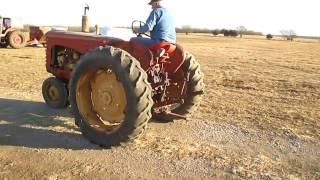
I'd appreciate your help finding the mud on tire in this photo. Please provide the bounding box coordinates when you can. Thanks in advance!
[69,46,153,147]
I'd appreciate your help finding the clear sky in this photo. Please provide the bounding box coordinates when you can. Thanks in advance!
[1,0,319,36]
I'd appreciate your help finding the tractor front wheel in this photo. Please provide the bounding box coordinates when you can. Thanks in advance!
[42,77,69,108]
[7,30,26,49]
[69,46,153,147]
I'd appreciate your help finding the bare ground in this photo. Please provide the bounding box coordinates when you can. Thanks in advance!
[0,35,319,179]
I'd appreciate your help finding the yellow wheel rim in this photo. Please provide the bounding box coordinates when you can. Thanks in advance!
[48,86,60,101]
[76,68,127,132]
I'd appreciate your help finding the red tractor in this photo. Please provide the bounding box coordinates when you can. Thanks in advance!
[0,16,27,48]
[42,22,204,147]
[28,26,51,46]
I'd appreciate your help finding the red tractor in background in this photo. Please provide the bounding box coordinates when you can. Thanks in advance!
[42,21,204,147]
[0,16,27,48]
[28,26,51,47]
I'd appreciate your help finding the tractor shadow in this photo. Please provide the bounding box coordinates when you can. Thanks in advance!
[0,98,100,150]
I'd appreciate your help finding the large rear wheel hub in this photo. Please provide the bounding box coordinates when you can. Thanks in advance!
[76,69,127,132]
[13,36,22,44]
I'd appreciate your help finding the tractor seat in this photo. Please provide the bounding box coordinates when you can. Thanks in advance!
[148,42,176,54]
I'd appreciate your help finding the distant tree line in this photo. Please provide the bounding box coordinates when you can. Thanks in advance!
[24,24,264,37]
[266,34,273,40]
[176,25,213,34]
[280,30,297,41]
[176,26,263,37]
[215,29,238,37]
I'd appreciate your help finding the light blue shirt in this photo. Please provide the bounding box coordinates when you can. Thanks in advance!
[140,7,176,43]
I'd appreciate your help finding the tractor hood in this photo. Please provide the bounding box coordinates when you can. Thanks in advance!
[46,30,124,53]
[46,30,122,43]
[99,27,136,41]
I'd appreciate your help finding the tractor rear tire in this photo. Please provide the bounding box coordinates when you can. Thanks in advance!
[42,77,69,108]
[69,46,153,147]
[8,30,26,49]
[153,51,204,121]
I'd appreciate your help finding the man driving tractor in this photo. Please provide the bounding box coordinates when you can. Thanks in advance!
[41,0,204,147]
[131,0,176,46]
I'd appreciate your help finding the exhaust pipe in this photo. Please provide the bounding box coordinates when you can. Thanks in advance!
[82,4,90,32]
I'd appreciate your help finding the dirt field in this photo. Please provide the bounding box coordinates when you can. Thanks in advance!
[0,35,319,179]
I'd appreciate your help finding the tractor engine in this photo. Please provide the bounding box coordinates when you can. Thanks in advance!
[55,47,81,70]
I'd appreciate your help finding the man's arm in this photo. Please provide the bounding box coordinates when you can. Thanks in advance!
[139,10,158,33]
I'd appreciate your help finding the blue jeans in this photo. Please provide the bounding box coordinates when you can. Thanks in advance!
[130,37,160,47]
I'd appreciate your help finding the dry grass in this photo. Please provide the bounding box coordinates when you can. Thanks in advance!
[179,34,320,139]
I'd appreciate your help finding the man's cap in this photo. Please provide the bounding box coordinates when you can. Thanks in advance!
[148,0,161,5]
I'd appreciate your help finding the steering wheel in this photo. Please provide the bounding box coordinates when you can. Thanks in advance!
[131,20,150,37]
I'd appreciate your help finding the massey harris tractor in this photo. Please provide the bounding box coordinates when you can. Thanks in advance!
[42,21,204,147]
[0,16,27,48]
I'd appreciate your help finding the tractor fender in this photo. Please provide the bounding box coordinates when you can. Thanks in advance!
[149,43,185,73]
[3,28,18,37]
